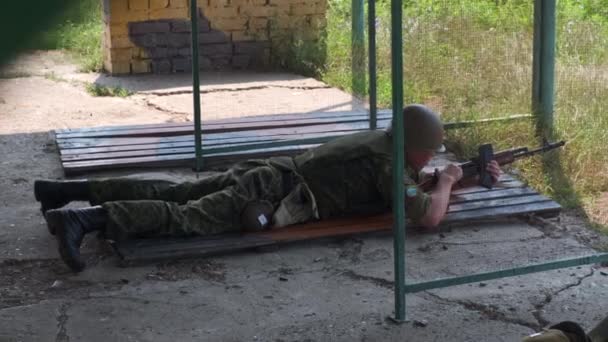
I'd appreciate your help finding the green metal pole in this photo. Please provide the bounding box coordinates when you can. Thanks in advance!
[352,0,366,97]
[368,0,377,130]
[532,0,556,140]
[390,0,406,322]
[191,0,203,173]
[405,253,608,293]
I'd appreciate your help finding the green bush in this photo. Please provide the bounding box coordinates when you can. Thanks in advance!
[28,0,102,72]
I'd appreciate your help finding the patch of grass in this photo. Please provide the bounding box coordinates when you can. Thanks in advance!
[27,0,103,72]
[322,0,608,230]
[268,17,328,77]
[43,72,65,83]
[85,83,132,98]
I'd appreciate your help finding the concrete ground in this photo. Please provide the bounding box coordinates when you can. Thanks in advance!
[1,51,607,342]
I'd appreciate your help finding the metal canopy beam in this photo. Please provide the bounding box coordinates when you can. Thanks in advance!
[405,253,608,294]
[191,0,203,173]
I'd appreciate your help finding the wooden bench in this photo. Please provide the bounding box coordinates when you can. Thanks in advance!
[54,110,530,175]
[113,174,561,265]
[55,110,555,264]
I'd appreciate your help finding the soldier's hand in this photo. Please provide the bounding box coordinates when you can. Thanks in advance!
[486,160,501,184]
[440,164,463,184]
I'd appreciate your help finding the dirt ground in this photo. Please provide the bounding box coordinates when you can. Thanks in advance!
[1,51,607,342]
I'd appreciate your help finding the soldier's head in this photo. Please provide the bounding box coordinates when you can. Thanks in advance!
[388,104,444,170]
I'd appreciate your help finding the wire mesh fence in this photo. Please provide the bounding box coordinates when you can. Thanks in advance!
[320,0,608,282]
[324,0,608,228]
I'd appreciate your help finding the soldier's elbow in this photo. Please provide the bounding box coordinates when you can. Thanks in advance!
[418,213,441,229]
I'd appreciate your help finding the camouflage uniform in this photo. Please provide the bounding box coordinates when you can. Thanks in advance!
[89,130,431,240]
[294,130,430,220]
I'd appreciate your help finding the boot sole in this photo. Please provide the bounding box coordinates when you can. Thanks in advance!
[44,209,62,236]
[35,180,68,234]
[33,180,46,202]
[47,210,86,272]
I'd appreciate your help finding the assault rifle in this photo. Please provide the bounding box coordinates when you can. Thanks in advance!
[419,140,566,191]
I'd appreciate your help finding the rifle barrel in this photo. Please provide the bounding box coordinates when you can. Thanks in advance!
[512,140,565,159]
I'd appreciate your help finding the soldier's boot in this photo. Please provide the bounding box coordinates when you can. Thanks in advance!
[45,206,107,273]
[589,315,608,342]
[524,321,592,342]
[34,180,90,232]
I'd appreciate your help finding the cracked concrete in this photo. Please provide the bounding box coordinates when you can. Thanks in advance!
[1,51,608,341]
[423,291,540,330]
[55,302,70,342]
[134,85,366,121]
[141,83,334,97]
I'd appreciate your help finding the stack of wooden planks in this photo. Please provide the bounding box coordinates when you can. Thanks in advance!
[54,111,531,175]
[56,110,391,175]
[113,174,561,264]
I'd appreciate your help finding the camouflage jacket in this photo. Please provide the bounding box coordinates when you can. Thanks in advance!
[293,130,431,222]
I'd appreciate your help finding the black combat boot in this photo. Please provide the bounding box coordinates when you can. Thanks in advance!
[34,180,90,232]
[45,206,107,273]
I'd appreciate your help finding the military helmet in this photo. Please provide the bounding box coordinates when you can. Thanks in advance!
[388,104,444,151]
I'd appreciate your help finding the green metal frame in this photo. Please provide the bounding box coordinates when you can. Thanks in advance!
[532,0,556,139]
[405,254,608,294]
[368,0,377,129]
[352,0,366,97]
[388,0,607,321]
[191,0,203,173]
[187,0,607,322]
[389,0,406,322]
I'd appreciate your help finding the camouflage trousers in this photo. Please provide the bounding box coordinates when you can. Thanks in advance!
[89,158,297,240]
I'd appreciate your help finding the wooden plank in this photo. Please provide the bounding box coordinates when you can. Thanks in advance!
[59,135,197,150]
[56,114,392,139]
[115,215,395,263]
[56,114,530,153]
[61,138,328,163]
[63,144,319,175]
[447,194,549,212]
[443,200,561,222]
[450,181,525,195]
[449,180,525,196]
[56,113,530,139]
[60,137,281,156]
[114,234,274,261]
[258,216,394,243]
[449,187,537,203]
[56,119,391,150]
[60,132,347,162]
[56,111,528,136]
[56,112,533,177]
[57,121,389,155]
[114,187,560,263]
[56,110,392,135]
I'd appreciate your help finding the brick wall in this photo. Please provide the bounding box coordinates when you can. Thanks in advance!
[102,0,327,74]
